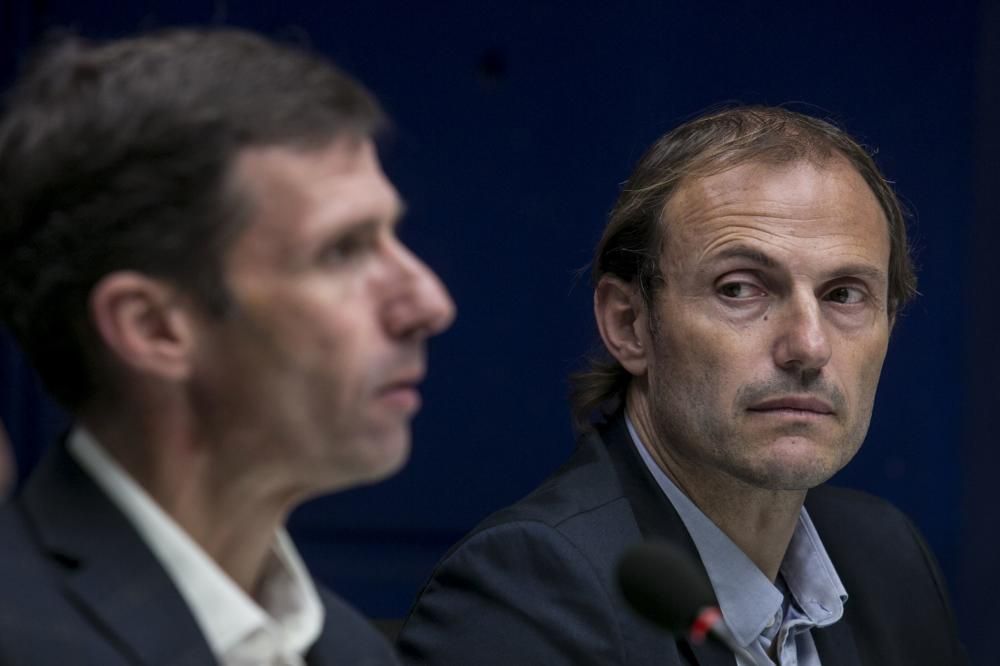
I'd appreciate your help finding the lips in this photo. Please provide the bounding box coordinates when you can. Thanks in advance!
[381,377,421,392]
[376,371,425,413]
[379,369,425,393]
[747,395,834,415]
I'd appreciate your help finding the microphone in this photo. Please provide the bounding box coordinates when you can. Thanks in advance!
[617,541,755,661]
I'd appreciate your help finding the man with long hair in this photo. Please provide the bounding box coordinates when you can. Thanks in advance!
[399,107,963,666]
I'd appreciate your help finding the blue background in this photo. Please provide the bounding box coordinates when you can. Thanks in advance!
[2,1,996,662]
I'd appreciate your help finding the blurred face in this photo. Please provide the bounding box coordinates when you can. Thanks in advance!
[190,138,454,494]
[635,158,891,491]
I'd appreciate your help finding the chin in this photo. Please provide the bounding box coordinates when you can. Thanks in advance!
[299,424,411,494]
[354,427,413,484]
[750,457,846,491]
[371,442,411,481]
[733,439,849,490]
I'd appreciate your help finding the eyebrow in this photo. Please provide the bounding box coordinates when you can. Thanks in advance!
[334,197,408,235]
[712,246,779,269]
[710,245,887,283]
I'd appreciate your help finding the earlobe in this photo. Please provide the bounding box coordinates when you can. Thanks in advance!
[90,272,196,382]
[594,275,650,376]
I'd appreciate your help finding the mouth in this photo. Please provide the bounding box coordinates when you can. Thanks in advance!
[376,373,425,413]
[746,395,835,418]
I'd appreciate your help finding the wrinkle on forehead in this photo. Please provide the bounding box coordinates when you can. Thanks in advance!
[695,225,883,267]
[660,159,890,278]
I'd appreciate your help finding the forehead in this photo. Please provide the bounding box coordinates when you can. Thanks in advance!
[228,138,401,252]
[661,158,889,268]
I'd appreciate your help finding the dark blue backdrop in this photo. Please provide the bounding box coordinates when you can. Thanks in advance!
[2,1,995,662]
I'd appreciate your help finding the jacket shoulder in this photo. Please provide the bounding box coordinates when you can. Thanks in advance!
[807,485,966,665]
[398,518,637,665]
[476,428,628,530]
[397,425,670,665]
[806,485,935,561]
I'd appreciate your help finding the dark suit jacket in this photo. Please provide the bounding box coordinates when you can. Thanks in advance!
[398,414,965,665]
[0,443,400,666]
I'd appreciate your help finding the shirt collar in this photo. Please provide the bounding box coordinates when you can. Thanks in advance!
[624,416,847,647]
[68,426,325,659]
[781,511,849,627]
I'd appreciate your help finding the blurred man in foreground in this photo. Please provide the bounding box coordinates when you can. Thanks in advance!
[399,107,964,665]
[0,28,453,665]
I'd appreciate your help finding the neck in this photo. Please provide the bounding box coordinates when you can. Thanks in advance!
[81,403,297,597]
[626,395,805,581]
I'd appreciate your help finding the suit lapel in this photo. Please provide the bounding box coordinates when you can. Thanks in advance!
[21,444,216,666]
[304,602,340,666]
[602,416,700,551]
[599,416,737,666]
[305,631,337,666]
[811,611,863,666]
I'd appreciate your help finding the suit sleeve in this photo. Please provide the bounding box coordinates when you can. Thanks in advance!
[398,520,628,666]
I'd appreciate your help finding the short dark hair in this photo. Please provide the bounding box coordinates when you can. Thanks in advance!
[0,28,384,409]
[570,106,917,430]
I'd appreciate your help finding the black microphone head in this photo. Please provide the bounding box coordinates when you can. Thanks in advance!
[616,540,717,633]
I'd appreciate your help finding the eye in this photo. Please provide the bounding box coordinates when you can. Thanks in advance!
[717,281,766,299]
[318,227,378,266]
[825,285,866,305]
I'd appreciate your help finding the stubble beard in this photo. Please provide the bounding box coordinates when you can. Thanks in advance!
[648,369,874,493]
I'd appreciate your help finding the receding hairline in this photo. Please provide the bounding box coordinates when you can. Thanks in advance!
[652,150,892,247]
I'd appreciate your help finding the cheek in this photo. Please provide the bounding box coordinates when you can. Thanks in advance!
[264,295,356,357]
[854,352,887,416]
[279,306,381,396]
[679,316,753,373]
[652,322,739,399]
[839,333,889,402]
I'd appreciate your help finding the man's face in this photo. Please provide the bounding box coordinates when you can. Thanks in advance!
[189,138,454,494]
[635,158,891,491]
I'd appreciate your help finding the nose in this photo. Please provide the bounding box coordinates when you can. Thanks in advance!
[382,240,456,340]
[772,291,832,376]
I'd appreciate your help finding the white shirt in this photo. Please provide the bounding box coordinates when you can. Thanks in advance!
[69,427,325,665]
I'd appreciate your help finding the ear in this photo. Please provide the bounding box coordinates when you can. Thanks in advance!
[594,275,651,376]
[89,272,198,382]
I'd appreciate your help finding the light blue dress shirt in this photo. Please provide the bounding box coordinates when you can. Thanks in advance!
[626,417,848,666]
